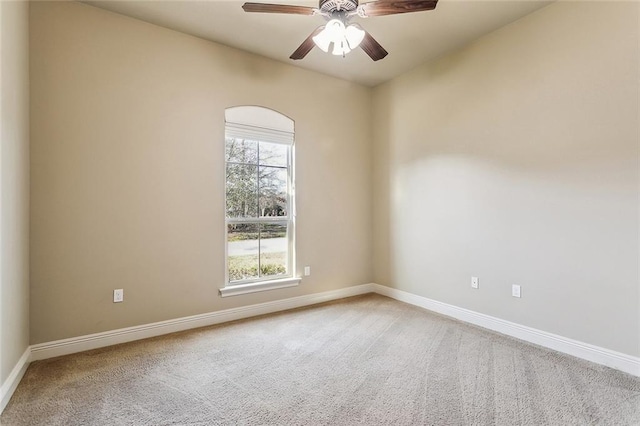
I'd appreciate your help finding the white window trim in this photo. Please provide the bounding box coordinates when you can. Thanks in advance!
[220,106,297,297]
[219,277,301,298]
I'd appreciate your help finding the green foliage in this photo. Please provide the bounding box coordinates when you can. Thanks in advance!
[228,252,287,282]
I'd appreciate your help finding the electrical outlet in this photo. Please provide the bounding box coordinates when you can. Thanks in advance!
[304,266,311,276]
[471,276,479,289]
[113,289,124,303]
[512,285,521,298]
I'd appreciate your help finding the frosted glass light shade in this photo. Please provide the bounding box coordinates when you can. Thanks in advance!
[312,27,331,52]
[345,25,365,49]
[313,19,345,53]
[332,40,351,56]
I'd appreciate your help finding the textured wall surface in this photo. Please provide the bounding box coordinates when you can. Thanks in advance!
[0,0,30,384]
[30,1,372,344]
[373,1,639,356]
[27,0,640,361]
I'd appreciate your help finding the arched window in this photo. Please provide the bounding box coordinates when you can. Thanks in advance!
[220,106,298,297]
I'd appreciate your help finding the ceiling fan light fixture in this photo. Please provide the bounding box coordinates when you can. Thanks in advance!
[312,18,364,56]
[244,0,440,61]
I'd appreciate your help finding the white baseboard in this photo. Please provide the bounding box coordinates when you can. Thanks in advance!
[30,283,375,361]
[3,281,637,416]
[372,283,640,377]
[29,282,639,376]
[0,347,30,413]
[1,283,372,414]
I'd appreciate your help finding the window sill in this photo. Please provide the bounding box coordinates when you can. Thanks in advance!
[219,277,301,298]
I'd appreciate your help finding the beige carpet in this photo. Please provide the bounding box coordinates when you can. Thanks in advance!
[2,294,639,425]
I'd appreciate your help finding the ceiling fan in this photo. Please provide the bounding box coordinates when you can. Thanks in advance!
[242,0,439,61]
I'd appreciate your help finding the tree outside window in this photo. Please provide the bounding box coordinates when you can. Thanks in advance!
[225,137,293,283]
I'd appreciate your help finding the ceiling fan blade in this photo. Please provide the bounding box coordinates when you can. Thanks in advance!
[360,31,388,61]
[359,0,438,17]
[242,2,317,15]
[290,26,324,60]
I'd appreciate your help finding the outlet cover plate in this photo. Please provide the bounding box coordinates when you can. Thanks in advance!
[113,289,124,303]
[471,277,479,289]
[512,285,521,298]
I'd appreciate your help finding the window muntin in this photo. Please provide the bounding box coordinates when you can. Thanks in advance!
[224,109,294,287]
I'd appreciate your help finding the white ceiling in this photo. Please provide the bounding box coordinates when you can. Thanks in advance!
[83,0,553,87]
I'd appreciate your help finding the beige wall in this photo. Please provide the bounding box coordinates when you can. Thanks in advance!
[29,1,372,344]
[1,0,30,385]
[28,0,640,360]
[373,1,639,357]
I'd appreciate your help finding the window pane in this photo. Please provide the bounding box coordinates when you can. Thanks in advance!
[226,163,258,218]
[259,166,288,217]
[225,138,257,164]
[259,142,287,167]
[260,223,287,278]
[227,223,259,282]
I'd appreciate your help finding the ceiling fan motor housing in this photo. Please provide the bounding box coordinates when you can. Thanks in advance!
[319,0,359,13]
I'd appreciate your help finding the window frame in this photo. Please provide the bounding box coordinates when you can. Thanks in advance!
[220,107,299,297]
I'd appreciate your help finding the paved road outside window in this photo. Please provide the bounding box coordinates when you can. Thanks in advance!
[228,237,286,256]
